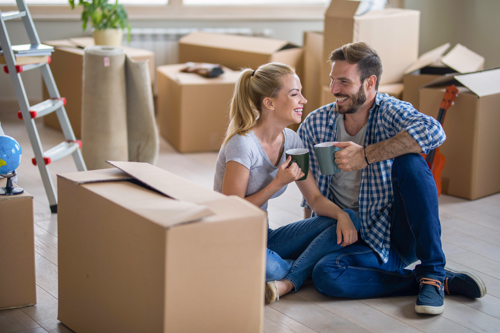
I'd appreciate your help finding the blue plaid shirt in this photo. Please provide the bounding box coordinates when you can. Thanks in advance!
[297,93,446,262]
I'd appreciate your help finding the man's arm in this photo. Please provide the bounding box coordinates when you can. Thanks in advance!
[335,130,421,171]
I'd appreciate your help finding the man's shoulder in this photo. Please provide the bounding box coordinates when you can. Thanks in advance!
[377,93,417,112]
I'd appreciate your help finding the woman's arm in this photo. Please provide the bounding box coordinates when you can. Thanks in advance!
[222,157,304,208]
[296,172,358,246]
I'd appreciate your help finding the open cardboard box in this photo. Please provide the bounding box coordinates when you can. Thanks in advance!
[419,68,500,200]
[42,38,155,138]
[0,180,36,310]
[57,161,267,333]
[156,64,240,153]
[179,31,304,79]
[322,0,420,87]
[403,43,484,110]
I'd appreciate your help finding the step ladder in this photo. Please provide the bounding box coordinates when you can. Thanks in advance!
[0,0,86,213]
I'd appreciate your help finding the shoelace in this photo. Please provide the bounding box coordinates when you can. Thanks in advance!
[419,277,444,291]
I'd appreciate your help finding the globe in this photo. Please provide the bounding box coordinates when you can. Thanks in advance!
[0,135,23,175]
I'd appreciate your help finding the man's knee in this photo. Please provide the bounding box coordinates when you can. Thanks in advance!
[392,153,430,182]
[312,255,347,297]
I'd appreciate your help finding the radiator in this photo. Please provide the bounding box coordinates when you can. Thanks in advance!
[127,28,275,67]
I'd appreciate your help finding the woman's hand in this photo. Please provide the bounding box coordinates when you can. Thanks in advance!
[273,156,305,188]
[336,211,358,246]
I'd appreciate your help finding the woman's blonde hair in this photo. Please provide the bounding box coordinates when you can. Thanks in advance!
[223,62,295,145]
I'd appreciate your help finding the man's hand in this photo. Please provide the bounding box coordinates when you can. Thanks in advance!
[334,141,367,171]
[336,211,358,246]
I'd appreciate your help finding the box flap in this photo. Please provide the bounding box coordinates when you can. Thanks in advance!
[404,43,450,74]
[441,44,485,74]
[108,161,225,204]
[455,68,500,97]
[325,0,360,18]
[58,168,133,184]
[179,31,296,54]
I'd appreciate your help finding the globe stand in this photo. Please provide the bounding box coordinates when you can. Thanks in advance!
[0,171,24,195]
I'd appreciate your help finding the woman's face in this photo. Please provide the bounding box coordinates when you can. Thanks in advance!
[270,73,307,126]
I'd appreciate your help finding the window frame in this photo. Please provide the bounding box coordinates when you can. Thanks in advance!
[0,0,330,20]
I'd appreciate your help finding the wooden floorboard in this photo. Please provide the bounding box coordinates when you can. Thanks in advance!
[1,108,500,332]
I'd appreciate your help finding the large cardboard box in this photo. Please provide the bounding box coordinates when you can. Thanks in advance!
[179,32,304,79]
[57,161,267,333]
[303,31,324,119]
[157,64,240,153]
[42,38,155,138]
[322,0,420,87]
[419,69,500,200]
[403,43,484,110]
[0,180,36,310]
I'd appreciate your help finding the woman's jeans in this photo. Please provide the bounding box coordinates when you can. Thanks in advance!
[312,154,446,298]
[266,209,361,291]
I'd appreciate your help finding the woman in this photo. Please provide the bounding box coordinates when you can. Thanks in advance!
[214,62,360,303]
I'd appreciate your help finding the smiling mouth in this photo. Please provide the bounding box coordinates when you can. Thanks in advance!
[335,96,348,103]
[294,108,303,115]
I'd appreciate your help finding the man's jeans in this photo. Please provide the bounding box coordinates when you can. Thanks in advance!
[266,209,361,291]
[312,154,446,298]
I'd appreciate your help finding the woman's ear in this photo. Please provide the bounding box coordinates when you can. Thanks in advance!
[263,97,274,110]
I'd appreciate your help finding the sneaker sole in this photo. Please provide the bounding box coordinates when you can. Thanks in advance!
[445,266,487,298]
[415,303,445,315]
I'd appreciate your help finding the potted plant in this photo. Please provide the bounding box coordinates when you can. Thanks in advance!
[69,0,132,47]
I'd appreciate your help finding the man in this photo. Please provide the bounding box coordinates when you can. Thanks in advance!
[297,42,486,315]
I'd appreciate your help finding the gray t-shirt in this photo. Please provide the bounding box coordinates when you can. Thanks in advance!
[329,114,368,213]
[214,128,304,211]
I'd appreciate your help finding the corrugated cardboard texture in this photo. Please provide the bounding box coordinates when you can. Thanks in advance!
[0,181,36,310]
[322,0,419,87]
[157,64,239,153]
[42,39,154,138]
[419,73,500,199]
[57,165,267,332]
[303,31,324,117]
[179,32,304,79]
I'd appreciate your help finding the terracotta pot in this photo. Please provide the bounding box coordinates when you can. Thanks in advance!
[93,29,123,47]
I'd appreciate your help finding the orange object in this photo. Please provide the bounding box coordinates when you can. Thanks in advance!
[421,84,458,195]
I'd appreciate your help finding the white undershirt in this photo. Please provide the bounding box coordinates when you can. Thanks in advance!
[329,114,368,213]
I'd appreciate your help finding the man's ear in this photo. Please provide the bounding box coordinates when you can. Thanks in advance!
[263,97,274,110]
[366,75,377,90]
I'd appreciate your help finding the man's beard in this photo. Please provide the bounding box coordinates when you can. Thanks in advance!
[335,84,367,115]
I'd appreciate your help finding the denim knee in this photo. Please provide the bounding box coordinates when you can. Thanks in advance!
[392,153,429,180]
[312,255,346,297]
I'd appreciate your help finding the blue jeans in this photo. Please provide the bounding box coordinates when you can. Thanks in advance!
[312,154,446,298]
[266,209,361,291]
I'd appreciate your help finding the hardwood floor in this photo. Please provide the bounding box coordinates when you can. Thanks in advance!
[1,108,500,332]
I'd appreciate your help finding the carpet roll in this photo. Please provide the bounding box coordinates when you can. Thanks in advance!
[81,46,128,170]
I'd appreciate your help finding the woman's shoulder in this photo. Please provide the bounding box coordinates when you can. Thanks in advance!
[223,132,257,154]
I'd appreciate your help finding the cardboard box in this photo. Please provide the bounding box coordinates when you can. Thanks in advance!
[419,69,500,200]
[403,43,484,110]
[57,161,267,333]
[179,32,304,79]
[320,83,404,106]
[302,31,324,119]
[322,0,420,87]
[42,38,155,138]
[0,180,36,310]
[157,64,240,153]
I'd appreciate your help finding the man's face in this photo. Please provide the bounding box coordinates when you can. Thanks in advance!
[329,61,367,115]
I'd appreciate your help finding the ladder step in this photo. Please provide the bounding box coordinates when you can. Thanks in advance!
[3,56,51,74]
[17,97,66,119]
[1,11,27,21]
[32,140,82,166]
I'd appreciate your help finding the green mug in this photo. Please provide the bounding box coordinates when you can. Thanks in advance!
[314,142,342,175]
[285,148,309,181]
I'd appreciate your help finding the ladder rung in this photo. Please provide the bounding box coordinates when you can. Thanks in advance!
[32,140,82,166]
[18,97,66,119]
[3,56,51,74]
[1,11,26,21]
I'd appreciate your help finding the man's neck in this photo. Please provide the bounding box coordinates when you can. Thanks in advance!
[343,92,377,136]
